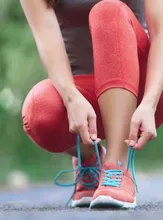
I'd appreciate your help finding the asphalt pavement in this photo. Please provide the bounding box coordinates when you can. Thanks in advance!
[0,174,163,220]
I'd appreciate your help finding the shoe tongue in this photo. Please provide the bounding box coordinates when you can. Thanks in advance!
[102,162,133,181]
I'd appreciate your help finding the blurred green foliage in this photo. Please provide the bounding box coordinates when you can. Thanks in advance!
[0,1,162,185]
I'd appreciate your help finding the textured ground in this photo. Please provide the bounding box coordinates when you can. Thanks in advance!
[0,174,163,220]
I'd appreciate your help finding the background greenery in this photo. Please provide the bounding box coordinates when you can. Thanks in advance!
[0,1,162,185]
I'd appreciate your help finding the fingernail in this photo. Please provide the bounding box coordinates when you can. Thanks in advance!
[129,140,135,146]
[91,134,97,140]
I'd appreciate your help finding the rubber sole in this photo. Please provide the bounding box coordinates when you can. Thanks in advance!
[71,197,92,208]
[90,196,137,209]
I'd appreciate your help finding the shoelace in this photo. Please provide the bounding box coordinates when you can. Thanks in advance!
[102,147,138,192]
[54,134,102,206]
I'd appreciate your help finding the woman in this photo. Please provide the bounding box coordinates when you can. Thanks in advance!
[20,0,163,209]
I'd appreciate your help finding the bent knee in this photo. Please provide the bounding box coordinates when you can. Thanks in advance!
[89,0,126,24]
[22,79,64,128]
[22,79,67,152]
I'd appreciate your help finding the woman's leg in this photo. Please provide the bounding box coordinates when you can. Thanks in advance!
[89,0,149,166]
[89,0,150,208]
[22,75,105,207]
[99,89,137,164]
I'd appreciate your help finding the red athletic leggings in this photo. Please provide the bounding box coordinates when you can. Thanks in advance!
[22,0,163,153]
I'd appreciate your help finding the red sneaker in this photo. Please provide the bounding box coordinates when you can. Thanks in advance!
[70,146,106,207]
[90,162,136,209]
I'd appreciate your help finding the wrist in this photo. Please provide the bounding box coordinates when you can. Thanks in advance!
[59,86,80,107]
[141,96,157,112]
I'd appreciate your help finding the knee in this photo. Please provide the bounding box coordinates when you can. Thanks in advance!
[89,0,126,27]
[22,84,37,134]
[22,79,54,132]
[22,79,65,152]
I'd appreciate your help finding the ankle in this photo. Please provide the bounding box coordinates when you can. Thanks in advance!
[104,155,128,167]
[65,143,95,159]
[81,151,94,161]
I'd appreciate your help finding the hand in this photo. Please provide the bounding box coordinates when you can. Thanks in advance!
[125,103,157,150]
[65,90,100,145]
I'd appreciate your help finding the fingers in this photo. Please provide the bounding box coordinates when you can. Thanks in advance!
[133,131,157,150]
[79,123,94,145]
[95,138,101,144]
[88,113,101,144]
[70,121,93,145]
[69,112,100,145]
[125,129,157,150]
[127,119,140,147]
[88,113,97,140]
[134,133,149,150]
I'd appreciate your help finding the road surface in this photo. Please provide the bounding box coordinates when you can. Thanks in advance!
[0,174,163,220]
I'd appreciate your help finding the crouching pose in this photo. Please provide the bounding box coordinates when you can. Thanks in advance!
[20,0,163,208]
